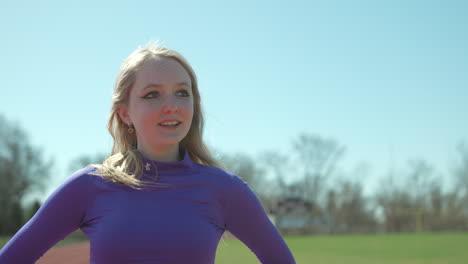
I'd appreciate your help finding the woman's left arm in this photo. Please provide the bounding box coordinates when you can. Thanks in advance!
[223,173,296,264]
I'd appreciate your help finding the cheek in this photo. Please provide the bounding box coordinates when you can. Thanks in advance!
[131,104,159,127]
[182,100,194,117]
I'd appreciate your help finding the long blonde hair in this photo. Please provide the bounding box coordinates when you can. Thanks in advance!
[90,41,221,189]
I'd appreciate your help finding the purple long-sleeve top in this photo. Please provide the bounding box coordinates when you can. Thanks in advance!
[0,148,296,263]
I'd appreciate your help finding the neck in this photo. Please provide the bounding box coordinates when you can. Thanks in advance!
[137,144,181,162]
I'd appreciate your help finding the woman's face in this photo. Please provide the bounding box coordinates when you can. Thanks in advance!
[118,57,194,154]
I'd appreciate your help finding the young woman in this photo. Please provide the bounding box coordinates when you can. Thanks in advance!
[0,43,296,263]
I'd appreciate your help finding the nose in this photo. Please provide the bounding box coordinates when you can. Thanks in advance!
[162,95,179,113]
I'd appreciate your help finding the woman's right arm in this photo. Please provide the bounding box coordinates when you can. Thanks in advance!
[0,167,93,263]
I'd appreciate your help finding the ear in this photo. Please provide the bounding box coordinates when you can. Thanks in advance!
[117,105,132,125]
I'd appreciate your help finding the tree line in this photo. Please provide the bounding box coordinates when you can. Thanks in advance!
[1,113,467,236]
[218,134,468,234]
[0,115,51,236]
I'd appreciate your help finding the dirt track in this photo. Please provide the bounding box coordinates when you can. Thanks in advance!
[34,232,235,263]
[36,242,89,264]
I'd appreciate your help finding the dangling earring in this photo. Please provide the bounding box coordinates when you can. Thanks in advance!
[127,123,134,134]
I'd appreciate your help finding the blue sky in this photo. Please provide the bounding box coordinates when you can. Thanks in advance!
[1,0,467,202]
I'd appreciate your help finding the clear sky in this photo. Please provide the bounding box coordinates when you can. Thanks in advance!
[1,0,467,202]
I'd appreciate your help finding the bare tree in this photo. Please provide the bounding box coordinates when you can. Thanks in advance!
[439,141,468,231]
[453,142,468,216]
[376,158,448,232]
[292,133,346,204]
[0,114,53,235]
[217,151,266,196]
[258,151,291,198]
[406,159,436,210]
[375,169,413,232]
[334,180,377,233]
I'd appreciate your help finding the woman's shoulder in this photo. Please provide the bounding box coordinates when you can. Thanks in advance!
[193,163,246,186]
[62,166,106,187]
[45,166,100,196]
[72,165,124,184]
[72,166,100,174]
[67,166,100,180]
[63,165,129,192]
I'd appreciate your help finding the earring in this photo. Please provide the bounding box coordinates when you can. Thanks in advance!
[127,123,134,134]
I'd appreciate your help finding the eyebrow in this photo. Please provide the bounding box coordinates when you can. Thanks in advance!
[143,82,190,90]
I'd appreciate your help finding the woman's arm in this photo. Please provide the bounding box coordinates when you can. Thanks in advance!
[0,167,92,263]
[223,174,296,264]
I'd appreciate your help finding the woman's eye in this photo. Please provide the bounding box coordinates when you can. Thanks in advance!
[178,89,190,97]
[143,91,159,99]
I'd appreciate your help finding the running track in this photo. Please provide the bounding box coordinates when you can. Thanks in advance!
[36,242,89,264]
[35,233,235,263]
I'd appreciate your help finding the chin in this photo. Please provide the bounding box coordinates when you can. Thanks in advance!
[154,138,183,146]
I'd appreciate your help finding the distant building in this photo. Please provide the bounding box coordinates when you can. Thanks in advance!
[266,196,314,235]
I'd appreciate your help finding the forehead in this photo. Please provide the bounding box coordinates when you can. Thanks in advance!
[134,57,192,90]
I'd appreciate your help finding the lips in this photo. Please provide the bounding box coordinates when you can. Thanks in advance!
[158,120,182,127]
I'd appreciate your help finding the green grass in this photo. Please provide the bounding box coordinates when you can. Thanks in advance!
[215,232,468,264]
[0,236,10,248]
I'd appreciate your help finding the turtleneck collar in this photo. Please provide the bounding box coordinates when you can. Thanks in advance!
[136,146,194,176]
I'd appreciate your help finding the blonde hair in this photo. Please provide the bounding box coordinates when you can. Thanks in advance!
[90,41,221,189]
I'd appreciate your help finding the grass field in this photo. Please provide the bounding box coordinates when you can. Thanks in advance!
[2,232,468,263]
[215,232,468,264]
[0,237,10,249]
